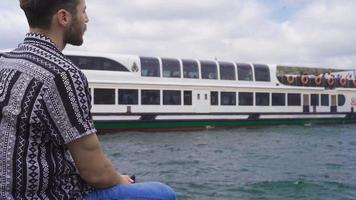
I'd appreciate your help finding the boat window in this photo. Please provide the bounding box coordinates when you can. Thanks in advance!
[219,62,236,80]
[256,93,270,106]
[67,55,129,71]
[184,91,192,105]
[311,94,319,106]
[200,60,217,79]
[288,93,301,106]
[141,90,160,105]
[254,64,270,82]
[94,88,115,105]
[239,92,253,106]
[182,59,199,79]
[321,94,329,106]
[118,89,138,105]
[221,92,236,105]
[163,90,181,105]
[237,63,253,81]
[140,57,160,77]
[338,95,346,106]
[272,93,285,106]
[162,58,181,78]
[211,91,219,105]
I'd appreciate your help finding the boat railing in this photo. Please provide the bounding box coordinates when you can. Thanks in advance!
[278,74,356,89]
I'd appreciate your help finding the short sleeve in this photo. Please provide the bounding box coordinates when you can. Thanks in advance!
[43,69,96,144]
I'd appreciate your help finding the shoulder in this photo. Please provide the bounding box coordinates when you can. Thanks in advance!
[58,57,89,87]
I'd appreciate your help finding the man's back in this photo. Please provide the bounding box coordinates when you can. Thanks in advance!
[0,33,95,199]
[2,0,176,199]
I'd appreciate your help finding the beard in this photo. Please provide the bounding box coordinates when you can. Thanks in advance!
[64,17,86,46]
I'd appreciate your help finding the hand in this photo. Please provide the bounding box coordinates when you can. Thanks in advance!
[120,174,134,184]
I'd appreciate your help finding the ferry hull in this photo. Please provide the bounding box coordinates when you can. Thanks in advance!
[94,117,356,134]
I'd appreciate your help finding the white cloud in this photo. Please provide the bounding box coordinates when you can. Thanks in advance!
[0,3,28,48]
[1,0,356,68]
[281,0,356,67]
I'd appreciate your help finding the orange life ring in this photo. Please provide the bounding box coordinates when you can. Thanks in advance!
[353,77,356,87]
[327,77,335,86]
[287,76,294,84]
[301,75,309,85]
[339,78,347,86]
[315,76,322,85]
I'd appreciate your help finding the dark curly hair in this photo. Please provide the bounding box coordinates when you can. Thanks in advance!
[20,0,79,29]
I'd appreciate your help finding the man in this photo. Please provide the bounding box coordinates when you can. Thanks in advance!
[0,0,176,199]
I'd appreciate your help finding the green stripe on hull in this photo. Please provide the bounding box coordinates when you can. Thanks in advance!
[94,118,356,130]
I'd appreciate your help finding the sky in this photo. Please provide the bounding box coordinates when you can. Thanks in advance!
[1,0,356,69]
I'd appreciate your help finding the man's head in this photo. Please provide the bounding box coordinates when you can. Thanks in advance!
[20,0,89,46]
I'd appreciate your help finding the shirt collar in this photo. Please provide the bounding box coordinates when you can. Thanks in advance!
[23,32,62,53]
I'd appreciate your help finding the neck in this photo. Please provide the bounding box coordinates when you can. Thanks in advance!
[29,28,66,51]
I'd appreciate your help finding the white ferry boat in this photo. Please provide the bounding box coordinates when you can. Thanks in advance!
[2,51,356,133]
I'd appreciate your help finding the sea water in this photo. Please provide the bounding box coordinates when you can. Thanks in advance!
[99,124,356,200]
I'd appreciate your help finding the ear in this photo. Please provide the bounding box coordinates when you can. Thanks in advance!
[56,9,72,27]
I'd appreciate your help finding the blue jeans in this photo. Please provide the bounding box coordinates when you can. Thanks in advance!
[86,182,176,200]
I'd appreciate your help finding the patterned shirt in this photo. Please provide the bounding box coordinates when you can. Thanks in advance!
[0,33,96,199]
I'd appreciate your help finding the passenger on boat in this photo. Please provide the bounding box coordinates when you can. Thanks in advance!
[335,74,341,87]
[321,72,326,82]
[0,1,176,199]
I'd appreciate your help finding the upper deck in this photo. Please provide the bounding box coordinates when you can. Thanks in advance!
[64,51,278,88]
[64,51,356,90]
